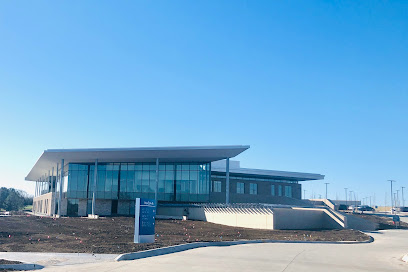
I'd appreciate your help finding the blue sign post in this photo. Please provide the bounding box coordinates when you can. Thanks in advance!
[134,198,156,243]
[393,215,400,229]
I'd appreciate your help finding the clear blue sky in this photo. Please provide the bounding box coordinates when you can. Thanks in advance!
[0,1,407,206]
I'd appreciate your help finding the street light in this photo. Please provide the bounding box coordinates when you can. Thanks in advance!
[388,180,396,214]
[325,183,329,199]
[397,189,400,207]
[402,187,405,207]
[344,188,348,206]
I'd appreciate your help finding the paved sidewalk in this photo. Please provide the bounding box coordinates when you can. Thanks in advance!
[35,229,408,272]
[0,252,116,266]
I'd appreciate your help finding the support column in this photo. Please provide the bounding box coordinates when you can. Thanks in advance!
[48,170,51,193]
[58,159,64,217]
[92,159,98,216]
[226,158,230,204]
[55,164,59,216]
[51,167,55,216]
[155,158,159,204]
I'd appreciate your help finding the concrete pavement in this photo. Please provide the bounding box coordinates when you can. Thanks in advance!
[0,252,116,266]
[37,229,408,272]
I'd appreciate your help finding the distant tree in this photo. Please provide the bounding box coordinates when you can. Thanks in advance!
[17,189,33,206]
[0,187,32,211]
[0,187,9,210]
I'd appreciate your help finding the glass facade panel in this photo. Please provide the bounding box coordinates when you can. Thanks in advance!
[271,184,275,196]
[66,162,210,202]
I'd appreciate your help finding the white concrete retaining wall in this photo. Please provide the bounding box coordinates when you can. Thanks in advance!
[158,205,346,230]
[189,206,274,229]
[273,208,344,230]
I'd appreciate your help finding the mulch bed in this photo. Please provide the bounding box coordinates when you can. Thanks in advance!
[0,215,370,254]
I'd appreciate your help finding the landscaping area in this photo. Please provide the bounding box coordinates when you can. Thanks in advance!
[352,213,408,229]
[0,215,370,254]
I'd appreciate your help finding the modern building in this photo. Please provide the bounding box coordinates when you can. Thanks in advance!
[27,146,324,216]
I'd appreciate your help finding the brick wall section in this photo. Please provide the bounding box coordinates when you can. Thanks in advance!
[210,178,306,205]
[118,200,131,215]
[78,200,87,216]
[95,200,112,215]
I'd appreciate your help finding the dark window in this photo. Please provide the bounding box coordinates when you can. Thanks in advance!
[112,200,118,215]
[67,199,78,216]
[250,183,258,195]
[237,182,245,194]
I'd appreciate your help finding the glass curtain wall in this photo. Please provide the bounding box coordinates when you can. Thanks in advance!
[66,162,210,202]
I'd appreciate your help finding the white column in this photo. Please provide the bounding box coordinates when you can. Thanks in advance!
[51,167,55,215]
[92,159,98,216]
[226,158,230,204]
[155,158,159,204]
[56,163,59,215]
[58,159,64,217]
[48,170,51,193]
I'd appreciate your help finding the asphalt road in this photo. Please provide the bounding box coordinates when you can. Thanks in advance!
[38,229,408,272]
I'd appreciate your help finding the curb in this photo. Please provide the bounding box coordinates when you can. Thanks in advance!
[115,236,374,261]
[0,263,44,270]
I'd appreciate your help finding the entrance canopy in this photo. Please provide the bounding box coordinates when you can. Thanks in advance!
[25,145,250,181]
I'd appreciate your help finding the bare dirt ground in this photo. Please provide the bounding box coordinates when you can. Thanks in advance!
[0,215,370,254]
[352,213,408,229]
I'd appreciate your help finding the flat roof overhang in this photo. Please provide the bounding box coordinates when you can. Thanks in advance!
[211,167,324,181]
[25,145,250,181]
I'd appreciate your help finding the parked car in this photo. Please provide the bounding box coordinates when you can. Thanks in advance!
[357,205,374,212]
[337,204,348,211]
[396,207,408,212]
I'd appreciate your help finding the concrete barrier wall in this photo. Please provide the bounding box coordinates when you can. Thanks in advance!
[344,213,378,231]
[157,205,346,230]
[188,207,274,229]
[273,208,324,229]
[273,207,345,230]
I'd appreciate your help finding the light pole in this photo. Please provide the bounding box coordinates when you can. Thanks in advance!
[345,188,348,206]
[389,180,396,214]
[397,190,400,207]
[349,191,353,206]
[325,183,329,199]
[402,187,405,207]
[303,189,306,200]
